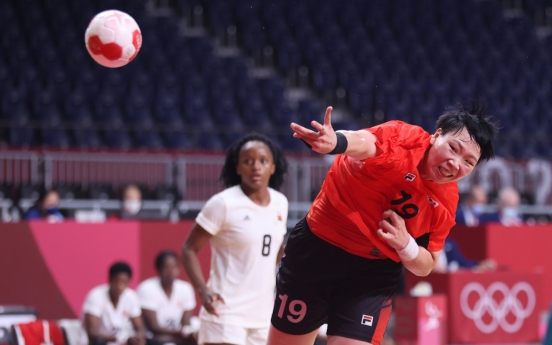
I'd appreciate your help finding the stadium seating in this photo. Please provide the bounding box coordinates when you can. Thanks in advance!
[0,0,550,158]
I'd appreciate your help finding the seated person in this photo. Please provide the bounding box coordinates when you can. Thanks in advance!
[115,184,168,220]
[137,251,196,345]
[480,186,523,226]
[22,189,63,222]
[433,238,496,273]
[82,262,146,345]
[456,185,487,227]
[118,185,143,219]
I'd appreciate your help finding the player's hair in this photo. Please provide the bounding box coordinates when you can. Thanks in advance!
[220,132,288,190]
[436,100,498,163]
[155,250,178,272]
[109,261,132,279]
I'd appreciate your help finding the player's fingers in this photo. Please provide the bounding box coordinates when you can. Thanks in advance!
[379,219,396,234]
[291,123,320,139]
[382,209,396,220]
[214,294,226,304]
[323,106,333,126]
[377,228,392,238]
[387,210,405,225]
[311,120,325,133]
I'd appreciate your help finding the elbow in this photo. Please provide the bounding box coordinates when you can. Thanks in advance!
[409,266,433,277]
[415,269,432,277]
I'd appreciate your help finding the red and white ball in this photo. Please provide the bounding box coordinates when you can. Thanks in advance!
[84,10,142,68]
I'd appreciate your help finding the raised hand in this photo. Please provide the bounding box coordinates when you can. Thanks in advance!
[290,106,337,154]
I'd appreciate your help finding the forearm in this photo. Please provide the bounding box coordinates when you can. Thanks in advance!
[150,327,181,337]
[181,247,208,293]
[339,130,377,161]
[87,330,117,342]
[402,247,439,276]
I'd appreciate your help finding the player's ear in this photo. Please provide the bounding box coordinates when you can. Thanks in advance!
[430,128,443,145]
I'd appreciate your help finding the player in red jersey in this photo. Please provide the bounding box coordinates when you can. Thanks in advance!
[268,102,498,345]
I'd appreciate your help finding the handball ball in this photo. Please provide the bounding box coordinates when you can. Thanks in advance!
[85,10,142,68]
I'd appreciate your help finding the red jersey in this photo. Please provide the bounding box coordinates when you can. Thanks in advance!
[307,121,459,262]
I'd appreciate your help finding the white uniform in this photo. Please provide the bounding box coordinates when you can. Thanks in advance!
[137,277,196,331]
[195,185,288,345]
[81,284,141,345]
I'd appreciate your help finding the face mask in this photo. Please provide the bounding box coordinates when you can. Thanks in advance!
[123,200,141,215]
[471,204,484,216]
[502,207,519,219]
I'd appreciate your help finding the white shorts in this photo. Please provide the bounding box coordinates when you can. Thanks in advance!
[197,320,268,345]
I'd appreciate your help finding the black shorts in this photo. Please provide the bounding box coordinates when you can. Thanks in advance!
[271,218,403,344]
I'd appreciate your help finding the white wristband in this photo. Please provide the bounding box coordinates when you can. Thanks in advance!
[397,235,419,261]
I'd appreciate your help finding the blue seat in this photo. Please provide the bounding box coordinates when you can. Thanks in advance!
[103,130,132,149]
[164,132,193,149]
[41,129,71,148]
[73,129,103,149]
[197,132,224,151]
[133,130,164,149]
[10,128,35,147]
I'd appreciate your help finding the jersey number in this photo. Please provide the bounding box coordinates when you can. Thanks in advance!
[262,235,271,256]
[277,294,307,323]
[390,190,419,219]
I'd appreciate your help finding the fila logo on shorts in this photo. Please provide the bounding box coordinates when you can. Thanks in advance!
[361,315,373,326]
[427,195,439,208]
[404,172,416,182]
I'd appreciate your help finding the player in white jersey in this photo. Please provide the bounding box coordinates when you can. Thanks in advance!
[181,132,289,345]
[137,250,197,345]
[82,262,146,345]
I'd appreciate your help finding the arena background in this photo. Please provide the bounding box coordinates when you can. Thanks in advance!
[1,0,552,344]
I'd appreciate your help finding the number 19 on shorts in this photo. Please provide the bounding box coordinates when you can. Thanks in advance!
[276,294,307,323]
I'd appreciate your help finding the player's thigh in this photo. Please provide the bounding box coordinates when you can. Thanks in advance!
[271,221,332,335]
[244,327,268,345]
[327,335,373,345]
[197,320,246,345]
[327,290,394,345]
[271,274,329,334]
[266,325,319,345]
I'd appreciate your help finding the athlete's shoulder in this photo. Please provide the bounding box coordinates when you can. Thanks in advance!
[370,120,428,140]
[86,284,109,302]
[121,287,139,301]
[268,188,289,205]
[137,277,159,292]
[202,186,240,211]
[174,279,194,292]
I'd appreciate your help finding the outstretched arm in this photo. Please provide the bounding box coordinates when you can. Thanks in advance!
[290,106,378,161]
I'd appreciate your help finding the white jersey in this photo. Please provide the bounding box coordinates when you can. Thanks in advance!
[137,277,196,330]
[196,185,288,328]
[81,284,141,345]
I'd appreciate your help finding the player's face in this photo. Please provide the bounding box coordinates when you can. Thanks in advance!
[423,127,481,184]
[159,256,179,283]
[236,141,276,192]
[109,273,130,298]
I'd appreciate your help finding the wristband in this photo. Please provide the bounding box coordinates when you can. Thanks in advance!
[328,132,348,155]
[397,235,419,261]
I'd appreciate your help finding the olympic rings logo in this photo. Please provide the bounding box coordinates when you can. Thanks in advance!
[460,281,535,334]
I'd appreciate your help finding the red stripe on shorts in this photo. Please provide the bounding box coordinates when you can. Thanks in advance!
[371,299,393,345]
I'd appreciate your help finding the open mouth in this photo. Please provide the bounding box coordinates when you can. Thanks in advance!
[438,167,453,179]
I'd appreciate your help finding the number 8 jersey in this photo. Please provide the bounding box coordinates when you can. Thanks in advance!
[308,121,459,262]
[195,185,288,328]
